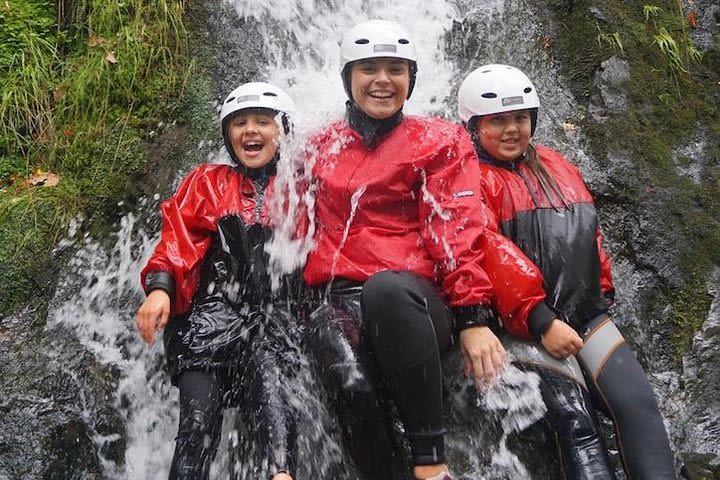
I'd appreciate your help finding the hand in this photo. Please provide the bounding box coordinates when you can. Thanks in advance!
[541,319,583,359]
[136,289,170,345]
[459,326,506,390]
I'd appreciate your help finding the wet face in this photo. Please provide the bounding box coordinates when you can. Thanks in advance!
[228,110,280,169]
[350,58,410,120]
[474,109,532,161]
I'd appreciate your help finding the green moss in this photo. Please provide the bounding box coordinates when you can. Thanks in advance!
[545,0,720,359]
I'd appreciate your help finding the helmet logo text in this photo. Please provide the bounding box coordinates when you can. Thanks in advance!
[501,96,524,107]
[238,94,260,102]
[373,44,397,53]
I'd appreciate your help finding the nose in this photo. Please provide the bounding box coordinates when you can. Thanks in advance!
[375,67,391,83]
[244,120,259,133]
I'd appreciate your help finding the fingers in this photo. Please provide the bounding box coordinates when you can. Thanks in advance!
[459,327,507,389]
[136,308,157,345]
[135,290,171,345]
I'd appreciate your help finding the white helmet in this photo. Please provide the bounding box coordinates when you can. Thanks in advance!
[339,20,418,99]
[220,82,295,167]
[220,81,295,125]
[457,64,540,134]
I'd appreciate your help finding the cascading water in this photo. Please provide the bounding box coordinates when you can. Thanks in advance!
[39,0,693,479]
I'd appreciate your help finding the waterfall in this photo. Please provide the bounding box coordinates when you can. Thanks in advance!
[42,0,613,478]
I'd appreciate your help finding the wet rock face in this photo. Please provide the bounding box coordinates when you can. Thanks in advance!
[589,56,630,120]
[677,270,720,478]
[0,308,124,479]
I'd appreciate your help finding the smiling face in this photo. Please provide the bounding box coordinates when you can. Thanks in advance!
[474,109,532,161]
[350,58,410,119]
[227,109,280,169]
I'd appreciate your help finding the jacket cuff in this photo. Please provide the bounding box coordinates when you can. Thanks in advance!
[452,305,497,334]
[144,270,175,299]
[528,302,557,341]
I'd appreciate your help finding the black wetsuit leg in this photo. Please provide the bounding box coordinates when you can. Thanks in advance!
[581,319,677,480]
[361,270,453,466]
[233,314,299,479]
[531,366,617,480]
[169,370,223,480]
[304,286,410,480]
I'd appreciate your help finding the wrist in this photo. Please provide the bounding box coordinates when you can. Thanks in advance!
[452,305,497,334]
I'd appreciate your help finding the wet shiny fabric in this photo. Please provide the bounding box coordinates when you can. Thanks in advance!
[161,216,301,479]
[502,202,608,332]
[304,284,411,479]
[168,314,300,480]
[163,219,299,379]
[521,365,617,480]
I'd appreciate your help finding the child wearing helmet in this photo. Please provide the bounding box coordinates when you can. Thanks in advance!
[136,82,299,480]
[458,64,677,479]
[302,20,558,480]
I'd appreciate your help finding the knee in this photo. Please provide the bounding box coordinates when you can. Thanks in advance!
[362,270,407,306]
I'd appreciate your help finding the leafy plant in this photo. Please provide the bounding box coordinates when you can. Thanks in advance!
[642,3,702,75]
[596,24,624,52]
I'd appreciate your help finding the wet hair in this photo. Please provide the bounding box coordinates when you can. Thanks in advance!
[523,144,567,209]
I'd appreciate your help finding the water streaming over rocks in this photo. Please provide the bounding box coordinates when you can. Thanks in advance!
[2,0,719,478]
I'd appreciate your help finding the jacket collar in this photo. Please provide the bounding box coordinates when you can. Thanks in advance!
[475,143,526,172]
[346,101,403,148]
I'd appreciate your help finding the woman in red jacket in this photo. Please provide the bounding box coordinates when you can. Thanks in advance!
[458,63,677,479]
[301,21,552,480]
[136,82,299,480]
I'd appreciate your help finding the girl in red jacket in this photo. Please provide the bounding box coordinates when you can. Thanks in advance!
[458,63,677,479]
[301,20,553,480]
[136,82,299,480]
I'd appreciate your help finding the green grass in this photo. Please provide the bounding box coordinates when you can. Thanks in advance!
[0,0,191,313]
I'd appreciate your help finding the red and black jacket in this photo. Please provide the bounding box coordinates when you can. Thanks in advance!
[303,115,548,329]
[477,144,615,339]
[141,164,288,317]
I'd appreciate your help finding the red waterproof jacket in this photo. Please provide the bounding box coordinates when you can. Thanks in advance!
[303,116,547,324]
[141,164,279,317]
[477,144,615,338]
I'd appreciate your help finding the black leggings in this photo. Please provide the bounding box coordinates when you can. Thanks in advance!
[581,321,677,480]
[169,371,223,480]
[169,366,297,479]
[534,367,617,480]
[362,270,454,465]
[305,270,452,477]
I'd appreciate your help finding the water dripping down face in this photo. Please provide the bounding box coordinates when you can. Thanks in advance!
[350,58,410,119]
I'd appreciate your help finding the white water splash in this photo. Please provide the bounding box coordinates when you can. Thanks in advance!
[46,205,179,480]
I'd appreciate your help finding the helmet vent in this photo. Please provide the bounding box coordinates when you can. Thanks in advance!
[398,38,409,44]
[481,92,497,99]
[237,94,260,102]
[263,91,278,97]
[355,38,370,44]
[524,87,533,93]
[225,96,235,104]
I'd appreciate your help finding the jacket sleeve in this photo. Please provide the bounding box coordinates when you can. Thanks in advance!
[477,180,551,339]
[418,124,495,315]
[140,166,220,316]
